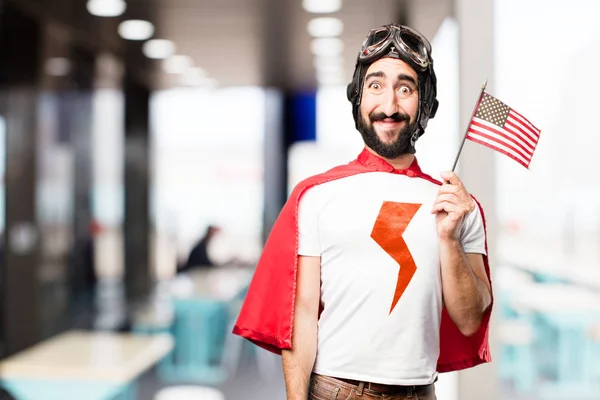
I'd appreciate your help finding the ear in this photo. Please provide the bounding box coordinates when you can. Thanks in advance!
[346,82,356,102]
[429,99,439,118]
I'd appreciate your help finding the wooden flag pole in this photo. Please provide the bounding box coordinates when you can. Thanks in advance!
[451,79,488,172]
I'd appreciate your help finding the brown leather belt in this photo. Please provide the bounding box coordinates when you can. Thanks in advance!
[334,376,432,395]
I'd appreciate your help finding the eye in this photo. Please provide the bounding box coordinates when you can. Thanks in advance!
[368,82,382,90]
[398,85,413,95]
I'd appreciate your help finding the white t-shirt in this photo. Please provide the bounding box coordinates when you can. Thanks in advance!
[297,171,486,385]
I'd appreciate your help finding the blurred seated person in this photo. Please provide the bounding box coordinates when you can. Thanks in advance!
[177,225,221,272]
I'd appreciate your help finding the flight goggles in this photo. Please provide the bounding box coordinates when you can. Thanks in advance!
[359,24,432,70]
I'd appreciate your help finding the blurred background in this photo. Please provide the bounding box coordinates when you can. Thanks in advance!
[0,0,599,399]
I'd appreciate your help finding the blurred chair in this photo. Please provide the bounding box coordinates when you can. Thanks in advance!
[220,286,247,378]
[585,324,600,385]
[220,284,280,381]
[498,318,536,393]
[154,385,225,400]
[495,267,538,393]
[172,298,228,366]
[155,297,230,384]
[139,269,254,385]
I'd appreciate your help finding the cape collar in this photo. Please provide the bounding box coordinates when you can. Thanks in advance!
[356,147,423,178]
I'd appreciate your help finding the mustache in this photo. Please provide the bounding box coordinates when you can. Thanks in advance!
[370,112,410,123]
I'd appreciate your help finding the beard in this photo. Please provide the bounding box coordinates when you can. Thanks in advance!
[357,111,419,159]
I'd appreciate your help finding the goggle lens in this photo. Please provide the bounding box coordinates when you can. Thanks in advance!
[398,30,428,66]
[359,25,431,69]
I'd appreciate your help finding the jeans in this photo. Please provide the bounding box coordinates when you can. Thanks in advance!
[308,373,437,400]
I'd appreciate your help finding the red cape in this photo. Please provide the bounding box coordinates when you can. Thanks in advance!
[233,148,493,373]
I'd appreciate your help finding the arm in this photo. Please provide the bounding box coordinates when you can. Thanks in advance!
[432,172,492,337]
[282,255,321,400]
[439,242,491,336]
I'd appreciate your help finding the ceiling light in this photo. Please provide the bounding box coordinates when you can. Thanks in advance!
[205,78,219,89]
[193,77,218,89]
[317,69,343,82]
[45,58,71,76]
[303,0,341,13]
[313,56,344,72]
[181,73,217,88]
[315,64,342,74]
[180,67,208,85]
[307,17,343,37]
[163,55,193,74]
[86,0,126,17]
[143,39,176,59]
[118,20,155,41]
[318,76,343,86]
[310,38,344,57]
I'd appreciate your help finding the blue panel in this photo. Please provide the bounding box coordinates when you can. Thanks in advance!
[288,92,316,143]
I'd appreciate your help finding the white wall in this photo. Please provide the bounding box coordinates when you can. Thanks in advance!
[151,87,266,267]
[494,0,600,239]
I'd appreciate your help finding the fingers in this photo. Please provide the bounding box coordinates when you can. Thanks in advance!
[432,193,474,216]
[440,171,463,186]
[433,193,460,205]
[438,172,475,212]
[431,201,463,218]
[437,184,461,195]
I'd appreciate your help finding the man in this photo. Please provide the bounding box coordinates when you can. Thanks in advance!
[178,225,221,272]
[233,23,493,400]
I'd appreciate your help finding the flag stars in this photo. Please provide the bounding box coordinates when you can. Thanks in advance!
[475,93,510,127]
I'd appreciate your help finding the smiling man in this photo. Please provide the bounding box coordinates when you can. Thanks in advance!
[357,57,419,158]
[233,23,493,400]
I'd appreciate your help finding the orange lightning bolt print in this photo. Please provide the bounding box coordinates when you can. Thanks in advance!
[371,202,421,314]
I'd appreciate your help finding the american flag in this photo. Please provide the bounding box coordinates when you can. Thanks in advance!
[466,92,541,168]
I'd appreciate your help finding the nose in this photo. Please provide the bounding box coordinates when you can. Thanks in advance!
[381,88,399,116]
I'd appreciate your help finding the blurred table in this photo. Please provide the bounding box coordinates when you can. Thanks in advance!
[508,283,600,395]
[499,234,600,290]
[0,331,174,400]
[510,284,600,313]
